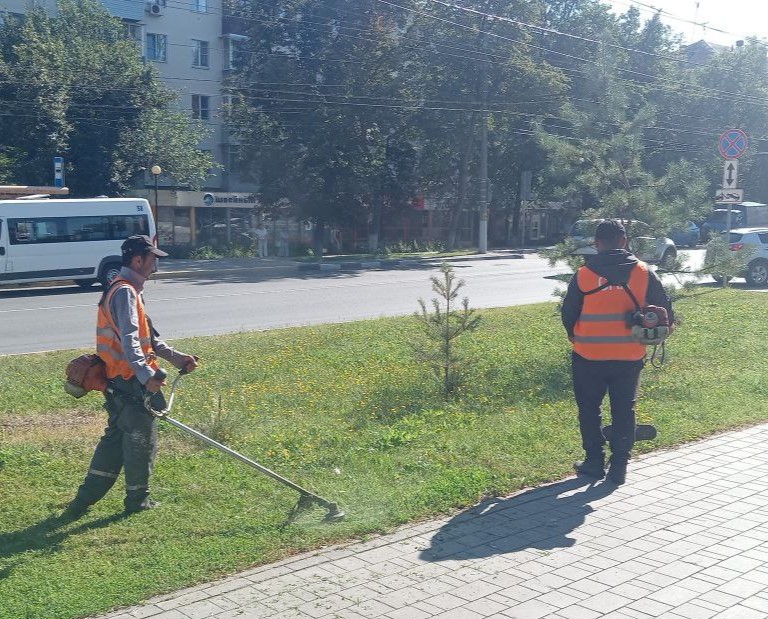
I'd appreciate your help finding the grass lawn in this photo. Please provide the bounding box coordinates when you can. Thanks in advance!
[1,288,767,619]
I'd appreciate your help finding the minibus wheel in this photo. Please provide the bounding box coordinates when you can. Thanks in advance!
[99,263,122,288]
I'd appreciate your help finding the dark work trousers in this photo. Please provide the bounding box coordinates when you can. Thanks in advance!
[74,377,158,512]
[571,352,644,461]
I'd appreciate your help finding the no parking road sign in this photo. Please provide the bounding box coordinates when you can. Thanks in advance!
[718,129,748,159]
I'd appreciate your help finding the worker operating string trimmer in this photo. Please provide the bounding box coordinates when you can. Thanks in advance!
[63,235,199,518]
[62,236,343,523]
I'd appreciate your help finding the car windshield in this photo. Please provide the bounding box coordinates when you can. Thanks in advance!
[726,233,743,243]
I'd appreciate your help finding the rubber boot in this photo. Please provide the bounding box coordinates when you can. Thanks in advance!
[124,498,160,515]
[607,455,629,485]
[61,498,90,521]
[574,450,606,479]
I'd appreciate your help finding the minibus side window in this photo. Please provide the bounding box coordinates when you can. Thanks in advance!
[10,220,34,243]
[110,215,149,238]
[35,220,67,243]
[68,216,109,241]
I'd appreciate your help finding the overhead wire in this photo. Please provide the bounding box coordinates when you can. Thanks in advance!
[0,0,764,160]
[4,0,767,115]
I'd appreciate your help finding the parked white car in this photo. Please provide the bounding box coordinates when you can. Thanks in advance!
[705,227,768,286]
[566,219,678,268]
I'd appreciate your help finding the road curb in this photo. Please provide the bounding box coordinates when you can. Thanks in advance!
[298,259,410,272]
[153,264,300,279]
[295,254,529,273]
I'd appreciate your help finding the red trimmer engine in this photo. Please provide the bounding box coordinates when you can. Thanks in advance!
[630,305,670,345]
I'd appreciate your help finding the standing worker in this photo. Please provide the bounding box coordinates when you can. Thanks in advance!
[277,228,290,257]
[65,235,198,517]
[562,220,674,485]
[254,223,269,258]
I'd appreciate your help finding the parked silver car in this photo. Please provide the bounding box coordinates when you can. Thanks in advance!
[566,219,678,268]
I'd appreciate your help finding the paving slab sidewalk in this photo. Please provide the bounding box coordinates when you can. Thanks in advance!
[95,424,768,619]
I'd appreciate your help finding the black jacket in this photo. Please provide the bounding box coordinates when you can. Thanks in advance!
[561,250,674,338]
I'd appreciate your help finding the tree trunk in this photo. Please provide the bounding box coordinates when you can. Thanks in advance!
[369,193,383,252]
[447,130,474,251]
[313,218,325,258]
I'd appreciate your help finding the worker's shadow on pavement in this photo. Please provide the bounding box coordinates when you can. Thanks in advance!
[0,512,124,580]
[419,476,617,562]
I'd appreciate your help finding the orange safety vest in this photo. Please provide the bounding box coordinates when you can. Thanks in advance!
[572,262,650,361]
[96,278,159,380]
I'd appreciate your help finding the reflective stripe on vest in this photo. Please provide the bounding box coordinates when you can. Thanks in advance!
[572,262,650,361]
[96,278,158,380]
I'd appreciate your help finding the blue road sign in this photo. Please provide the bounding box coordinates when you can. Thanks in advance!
[53,156,64,188]
[718,129,748,159]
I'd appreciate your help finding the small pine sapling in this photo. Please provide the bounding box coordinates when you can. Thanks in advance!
[414,262,481,395]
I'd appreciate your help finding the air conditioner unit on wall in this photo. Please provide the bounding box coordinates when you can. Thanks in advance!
[146,1,164,16]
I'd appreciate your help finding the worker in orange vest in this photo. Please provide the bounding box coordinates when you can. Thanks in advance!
[562,220,674,484]
[65,235,198,517]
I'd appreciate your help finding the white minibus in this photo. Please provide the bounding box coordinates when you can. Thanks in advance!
[0,197,157,288]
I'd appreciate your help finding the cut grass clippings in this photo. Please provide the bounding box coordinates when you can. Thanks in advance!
[1,288,767,619]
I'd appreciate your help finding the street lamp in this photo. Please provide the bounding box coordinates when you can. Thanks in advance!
[150,165,162,219]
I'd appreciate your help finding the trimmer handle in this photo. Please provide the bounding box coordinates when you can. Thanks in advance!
[179,355,199,375]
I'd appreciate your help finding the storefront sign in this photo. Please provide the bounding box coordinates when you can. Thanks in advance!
[202,192,259,207]
[160,191,260,208]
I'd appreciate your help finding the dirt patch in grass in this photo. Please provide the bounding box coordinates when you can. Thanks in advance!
[1,410,104,444]
[0,411,195,452]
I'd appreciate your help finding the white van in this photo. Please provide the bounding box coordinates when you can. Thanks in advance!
[0,197,156,288]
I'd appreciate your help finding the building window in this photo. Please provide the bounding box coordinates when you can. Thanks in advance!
[146,33,167,62]
[223,34,248,71]
[192,0,207,12]
[192,95,210,120]
[125,22,142,44]
[124,23,143,55]
[192,40,209,68]
[227,145,242,175]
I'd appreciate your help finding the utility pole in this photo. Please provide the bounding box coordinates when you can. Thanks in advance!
[478,22,489,254]
[479,113,489,253]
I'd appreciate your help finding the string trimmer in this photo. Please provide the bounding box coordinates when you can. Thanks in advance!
[150,368,345,523]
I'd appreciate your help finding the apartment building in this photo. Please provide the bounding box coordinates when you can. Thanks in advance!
[1,0,261,253]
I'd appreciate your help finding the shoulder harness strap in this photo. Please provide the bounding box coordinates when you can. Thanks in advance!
[581,276,641,313]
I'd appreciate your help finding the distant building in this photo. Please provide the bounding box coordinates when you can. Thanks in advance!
[0,0,264,253]
[683,39,732,65]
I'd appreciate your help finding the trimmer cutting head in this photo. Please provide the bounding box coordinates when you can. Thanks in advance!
[323,503,346,522]
[287,495,345,524]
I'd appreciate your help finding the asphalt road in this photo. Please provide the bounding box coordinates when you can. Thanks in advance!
[0,250,705,356]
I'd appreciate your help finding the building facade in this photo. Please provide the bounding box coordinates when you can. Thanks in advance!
[1,0,262,254]
[125,0,258,253]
